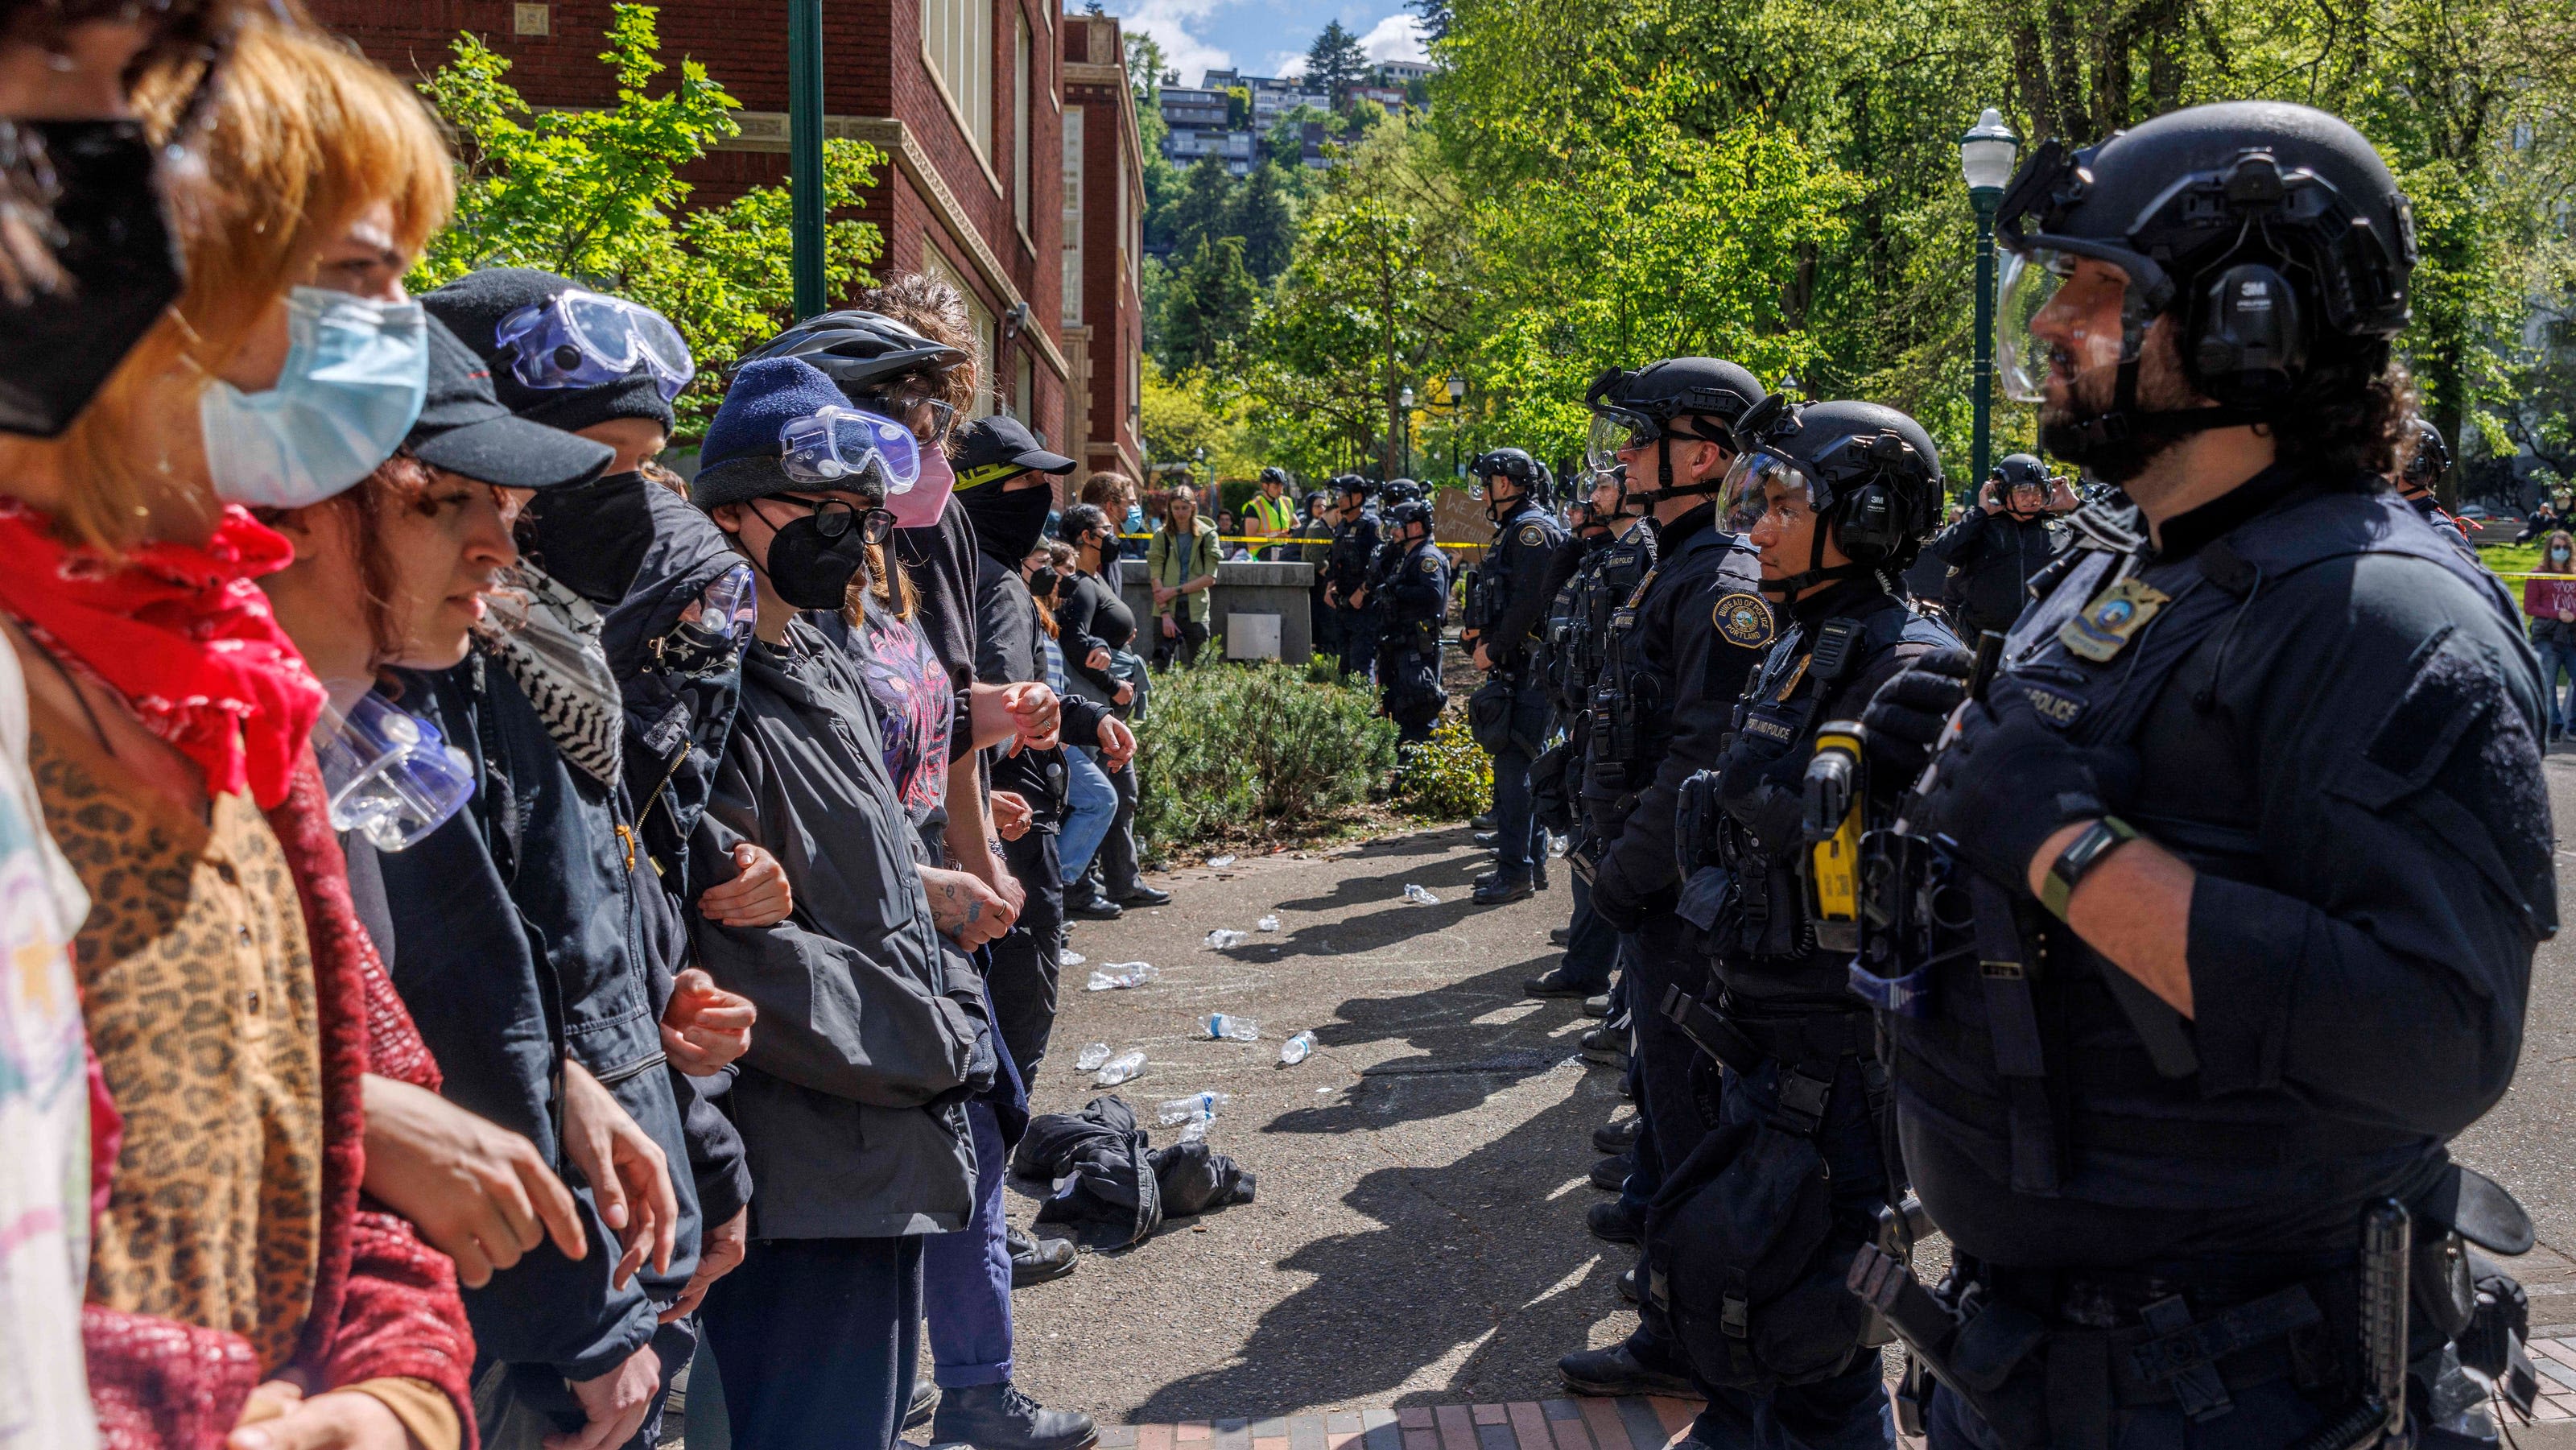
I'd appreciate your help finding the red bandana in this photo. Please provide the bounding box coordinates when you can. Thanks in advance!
[0,498,326,808]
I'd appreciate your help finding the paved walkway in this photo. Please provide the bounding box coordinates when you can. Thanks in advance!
[1097,1396,1705,1450]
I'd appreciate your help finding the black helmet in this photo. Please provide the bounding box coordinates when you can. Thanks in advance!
[744,310,966,397]
[1259,465,1290,487]
[1382,477,1422,506]
[1388,499,1434,535]
[1996,101,2415,453]
[1334,473,1371,500]
[1723,398,1944,597]
[1995,453,2049,491]
[1470,447,1553,513]
[2402,418,2450,485]
[1586,357,1767,507]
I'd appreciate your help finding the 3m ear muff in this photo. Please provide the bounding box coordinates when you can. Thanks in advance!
[1832,481,1904,564]
[2190,262,2306,409]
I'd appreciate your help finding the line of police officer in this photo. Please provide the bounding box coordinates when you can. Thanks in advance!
[1467,97,2549,1450]
[1319,475,1454,744]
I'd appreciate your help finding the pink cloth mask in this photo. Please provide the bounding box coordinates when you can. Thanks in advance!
[888,445,956,528]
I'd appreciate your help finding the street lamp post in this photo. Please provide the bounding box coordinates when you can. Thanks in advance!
[1399,383,1415,477]
[1959,107,2021,491]
[788,0,827,318]
[1445,373,1466,478]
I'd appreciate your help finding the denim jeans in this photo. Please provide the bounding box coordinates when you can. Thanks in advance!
[700,1234,923,1450]
[1057,746,1117,885]
[2547,640,2576,732]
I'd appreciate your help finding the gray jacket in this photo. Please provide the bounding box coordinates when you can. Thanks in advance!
[692,617,987,1238]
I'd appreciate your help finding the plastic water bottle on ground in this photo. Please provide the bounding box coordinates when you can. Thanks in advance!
[1256,915,1281,932]
[1203,928,1249,949]
[1086,963,1158,990]
[1278,1030,1316,1066]
[1155,1091,1230,1126]
[1208,854,1236,868]
[1062,949,1088,967]
[1074,1043,1112,1072]
[1178,1117,1210,1144]
[1094,1049,1147,1086]
[1403,883,1440,906]
[1205,1014,1260,1042]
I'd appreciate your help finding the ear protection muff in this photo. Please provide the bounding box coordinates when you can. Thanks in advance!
[1826,435,1932,565]
[2190,261,2306,409]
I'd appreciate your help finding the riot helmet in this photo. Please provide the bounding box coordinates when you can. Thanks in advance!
[2401,418,2450,491]
[1995,452,2050,514]
[1471,447,1553,518]
[1586,357,1767,509]
[1387,498,1433,543]
[1382,477,1423,506]
[1994,101,2415,477]
[1722,398,1943,597]
[1335,473,1372,503]
[745,310,968,395]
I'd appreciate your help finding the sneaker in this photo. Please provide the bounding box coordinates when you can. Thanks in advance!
[1550,925,1572,947]
[1582,993,1612,1019]
[1009,1225,1076,1287]
[1472,870,1535,906]
[1112,884,1173,907]
[928,1382,1099,1450]
[906,1378,939,1432]
[1591,1117,1640,1154]
[1588,1152,1631,1192]
[1586,1199,1642,1246]
[1065,895,1123,921]
[1558,1341,1695,1398]
[1523,965,1596,998]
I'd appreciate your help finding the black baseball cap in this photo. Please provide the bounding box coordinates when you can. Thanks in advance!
[953,414,1076,493]
[407,315,616,490]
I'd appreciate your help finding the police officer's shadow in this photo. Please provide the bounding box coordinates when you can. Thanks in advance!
[1129,1079,1641,1419]
[1263,828,1496,917]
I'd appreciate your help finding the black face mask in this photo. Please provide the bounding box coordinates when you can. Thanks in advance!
[0,122,183,437]
[960,479,1056,568]
[522,471,654,606]
[761,511,873,609]
[1026,565,1060,598]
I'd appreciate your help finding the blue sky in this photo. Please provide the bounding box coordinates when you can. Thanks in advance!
[1094,0,1428,89]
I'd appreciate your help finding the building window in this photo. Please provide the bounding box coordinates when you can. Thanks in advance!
[1017,353,1035,428]
[922,0,993,160]
[1013,11,1031,235]
[1061,108,1084,327]
[924,250,998,417]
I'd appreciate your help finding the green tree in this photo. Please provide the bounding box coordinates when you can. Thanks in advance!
[1168,154,1240,261]
[1162,235,1260,371]
[1139,355,1260,476]
[413,4,882,440]
[1307,20,1371,110]
[1231,162,1297,281]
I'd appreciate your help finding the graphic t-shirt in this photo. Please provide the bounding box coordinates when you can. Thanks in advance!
[854,602,955,828]
[0,634,97,1450]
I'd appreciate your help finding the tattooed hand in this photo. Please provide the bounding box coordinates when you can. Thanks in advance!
[918,865,1012,948]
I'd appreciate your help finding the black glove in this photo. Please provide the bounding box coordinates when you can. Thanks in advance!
[1909,685,2137,893]
[1862,647,1976,779]
[1590,858,1645,933]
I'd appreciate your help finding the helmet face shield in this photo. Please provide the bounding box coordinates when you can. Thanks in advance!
[1997,247,2141,405]
[1586,409,1655,473]
[1719,448,1828,535]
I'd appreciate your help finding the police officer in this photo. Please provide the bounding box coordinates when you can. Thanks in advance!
[1366,480,1425,689]
[1464,448,1571,903]
[1248,464,1299,558]
[2393,418,2475,555]
[1379,498,1450,744]
[1556,357,1772,1402]
[1649,398,1954,1450]
[1298,488,1340,658]
[1323,475,1382,680]
[1920,452,2071,638]
[1849,101,2550,1450]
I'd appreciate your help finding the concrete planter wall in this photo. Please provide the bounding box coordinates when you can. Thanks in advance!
[1117,559,1315,664]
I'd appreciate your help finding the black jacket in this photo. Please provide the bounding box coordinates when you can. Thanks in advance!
[1475,500,1569,669]
[1923,507,2062,638]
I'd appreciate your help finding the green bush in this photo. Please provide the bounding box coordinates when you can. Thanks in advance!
[1394,704,1491,820]
[1133,662,1397,853]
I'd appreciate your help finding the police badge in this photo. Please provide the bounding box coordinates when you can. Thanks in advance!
[2058,576,2169,662]
[1712,592,1777,650]
[1517,523,1546,547]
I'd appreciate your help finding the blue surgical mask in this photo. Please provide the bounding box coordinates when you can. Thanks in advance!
[201,286,429,507]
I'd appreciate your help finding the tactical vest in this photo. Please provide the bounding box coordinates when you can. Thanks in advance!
[1586,526,1749,798]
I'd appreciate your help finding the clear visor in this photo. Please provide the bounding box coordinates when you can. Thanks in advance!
[779,405,922,493]
[316,694,477,853]
[1719,448,1828,535]
[1997,248,2139,405]
[496,290,698,400]
[1586,411,1654,473]
[690,563,759,642]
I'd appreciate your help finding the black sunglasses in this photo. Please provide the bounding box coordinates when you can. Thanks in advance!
[768,496,896,545]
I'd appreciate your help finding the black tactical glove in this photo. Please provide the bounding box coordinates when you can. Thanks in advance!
[1861,647,1976,779]
[1908,684,2137,893]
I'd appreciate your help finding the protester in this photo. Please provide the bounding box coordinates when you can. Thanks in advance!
[2528,528,2576,742]
[1052,500,1164,916]
[1149,481,1222,669]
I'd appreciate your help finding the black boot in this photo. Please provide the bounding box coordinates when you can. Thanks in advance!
[1549,924,1571,946]
[1064,890,1122,921]
[1591,1117,1640,1154]
[1472,812,1496,831]
[1472,869,1534,905]
[906,1378,939,1432]
[1112,882,1171,907]
[1009,1225,1076,1287]
[928,1383,1099,1450]
[1523,964,1595,998]
[1558,1340,1695,1398]
[1588,1152,1631,1192]
[1586,1198,1642,1245]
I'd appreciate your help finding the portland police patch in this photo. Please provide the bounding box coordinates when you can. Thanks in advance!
[1712,592,1776,650]
[1418,555,1440,575]
[1517,523,1546,547]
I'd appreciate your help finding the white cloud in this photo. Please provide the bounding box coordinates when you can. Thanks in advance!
[1103,0,1233,86]
[1356,11,1426,62]
[1266,52,1310,80]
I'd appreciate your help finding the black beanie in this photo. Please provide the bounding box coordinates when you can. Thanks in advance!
[422,266,679,437]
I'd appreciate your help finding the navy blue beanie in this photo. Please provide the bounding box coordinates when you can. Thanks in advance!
[691,357,865,512]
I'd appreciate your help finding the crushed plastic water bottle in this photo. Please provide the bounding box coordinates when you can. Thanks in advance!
[1403,883,1440,906]
[1278,1030,1316,1066]
[1094,1049,1147,1086]
[1085,963,1158,990]
[1549,835,1568,858]
[1155,1091,1230,1126]
[1256,915,1281,932]
[1062,949,1088,967]
[1074,1043,1112,1072]
[1203,1014,1260,1042]
[1208,854,1236,868]
[1177,1117,1210,1144]
[1203,929,1249,949]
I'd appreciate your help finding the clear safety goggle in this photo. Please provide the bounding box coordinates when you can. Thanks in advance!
[657,563,759,676]
[779,404,922,493]
[1996,246,2145,406]
[316,693,477,853]
[495,288,697,401]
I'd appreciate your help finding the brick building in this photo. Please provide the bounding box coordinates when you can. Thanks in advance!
[310,0,1141,464]
[1055,10,1146,483]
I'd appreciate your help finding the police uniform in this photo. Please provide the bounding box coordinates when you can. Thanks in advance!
[1382,518,1451,744]
[1364,520,1410,695]
[1925,505,2065,639]
[1468,492,1571,891]
[1327,494,1382,681]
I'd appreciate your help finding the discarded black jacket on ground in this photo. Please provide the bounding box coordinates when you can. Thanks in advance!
[1011,1095,1256,1247]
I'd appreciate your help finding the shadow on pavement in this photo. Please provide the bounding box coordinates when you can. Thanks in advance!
[1264,953,1578,1134]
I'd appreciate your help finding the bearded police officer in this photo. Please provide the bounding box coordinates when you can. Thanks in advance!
[1466,448,1571,903]
[1557,358,1773,1401]
[1324,475,1382,680]
[1380,498,1451,745]
[1649,399,1955,1450]
[1847,101,2552,1450]
[1922,452,2072,638]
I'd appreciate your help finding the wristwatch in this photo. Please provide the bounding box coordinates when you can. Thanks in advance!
[2040,816,2137,920]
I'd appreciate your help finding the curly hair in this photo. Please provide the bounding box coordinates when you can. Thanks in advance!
[860,272,982,419]
[2264,337,2416,489]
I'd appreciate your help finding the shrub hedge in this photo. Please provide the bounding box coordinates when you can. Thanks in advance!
[1132,661,1397,853]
